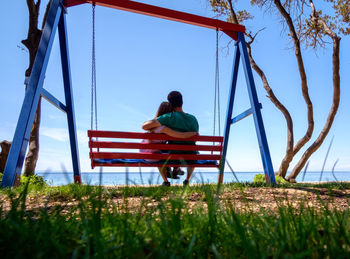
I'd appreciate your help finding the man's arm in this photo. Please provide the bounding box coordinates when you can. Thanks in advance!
[142,119,162,130]
[160,126,198,138]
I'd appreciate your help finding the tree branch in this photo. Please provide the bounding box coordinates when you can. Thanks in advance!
[245,42,295,177]
[227,0,239,24]
[246,28,266,45]
[287,0,341,181]
[22,0,42,77]
[273,0,314,157]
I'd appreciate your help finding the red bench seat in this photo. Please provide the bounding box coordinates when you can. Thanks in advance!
[88,130,224,169]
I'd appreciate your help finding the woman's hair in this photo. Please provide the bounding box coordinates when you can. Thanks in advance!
[155,101,173,118]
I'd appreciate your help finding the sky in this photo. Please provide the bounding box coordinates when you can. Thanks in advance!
[1,0,349,176]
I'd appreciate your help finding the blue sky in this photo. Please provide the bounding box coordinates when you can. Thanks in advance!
[1,0,349,175]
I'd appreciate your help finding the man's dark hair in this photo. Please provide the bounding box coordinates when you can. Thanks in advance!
[167,91,183,108]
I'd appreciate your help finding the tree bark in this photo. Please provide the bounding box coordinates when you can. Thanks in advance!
[22,0,42,78]
[273,0,315,178]
[287,1,341,181]
[0,141,12,173]
[288,37,340,181]
[22,0,49,176]
[212,0,342,181]
[245,43,294,176]
[23,98,42,176]
[226,0,296,177]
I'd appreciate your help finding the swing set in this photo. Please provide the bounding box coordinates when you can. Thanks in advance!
[1,0,276,187]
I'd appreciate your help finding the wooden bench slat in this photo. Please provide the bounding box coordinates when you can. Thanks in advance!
[88,130,224,142]
[92,163,220,168]
[90,152,221,161]
[90,141,223,152]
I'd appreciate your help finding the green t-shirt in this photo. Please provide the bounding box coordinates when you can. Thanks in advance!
[157,112,199,153]
[157,111,199,133]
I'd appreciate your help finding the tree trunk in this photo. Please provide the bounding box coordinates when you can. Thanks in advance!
[246,43,295,177]
[287,4,342,181]
[23,98,41,176]
[213,0,342,181]
[21,0,50,176]
[224,0,304,178]
[22,0,42,78]
[225,0,296,178]
[0,141,12,173]
[273,0,315,178]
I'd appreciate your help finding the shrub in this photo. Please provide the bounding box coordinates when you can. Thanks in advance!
[253,173,287,184]
[0,173,47,187]
[21,174,47,187]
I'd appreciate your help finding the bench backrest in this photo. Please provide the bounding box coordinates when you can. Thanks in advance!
[88,130,224,169]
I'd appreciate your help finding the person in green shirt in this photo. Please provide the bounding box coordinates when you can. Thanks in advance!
[142,91,199,187]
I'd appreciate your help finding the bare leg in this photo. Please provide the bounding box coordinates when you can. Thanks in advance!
[158,166,169,183]
[186,167,195,181]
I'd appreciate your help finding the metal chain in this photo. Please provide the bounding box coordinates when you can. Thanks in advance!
[216,29,221,135]
[213,29,221,136]
[213,30,217,136]
[91,3,98,131]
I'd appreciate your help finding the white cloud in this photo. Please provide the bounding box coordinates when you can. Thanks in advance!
[116,102,150,120]
[48,114,65,120]
[77,130,89,144]
[41,128,68,142]
[41,127,88,144]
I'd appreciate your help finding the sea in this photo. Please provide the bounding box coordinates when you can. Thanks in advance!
[36,171,350,186]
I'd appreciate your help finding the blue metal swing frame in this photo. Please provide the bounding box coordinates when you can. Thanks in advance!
[1,0,276,187]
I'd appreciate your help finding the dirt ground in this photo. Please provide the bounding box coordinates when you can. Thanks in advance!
[119,186,350,213]
[1,185,349,214]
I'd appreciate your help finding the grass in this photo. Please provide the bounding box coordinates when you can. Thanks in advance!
[1,179,350,258]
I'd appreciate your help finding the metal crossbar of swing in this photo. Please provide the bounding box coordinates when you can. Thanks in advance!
[231,103,262,125]
[64,0,245,40]
[1,0,276,187]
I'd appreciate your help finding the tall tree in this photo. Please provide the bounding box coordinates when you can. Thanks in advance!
[283,0,346,181]
[210,0,348,181]
[21,0,50,176]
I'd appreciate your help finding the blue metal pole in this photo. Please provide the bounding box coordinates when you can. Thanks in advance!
[218,42,240,184]
[2,0,63,187]
[58,10,81,184]
[237,32,276,185]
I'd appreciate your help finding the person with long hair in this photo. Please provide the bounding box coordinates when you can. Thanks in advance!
[141,101,197,180]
